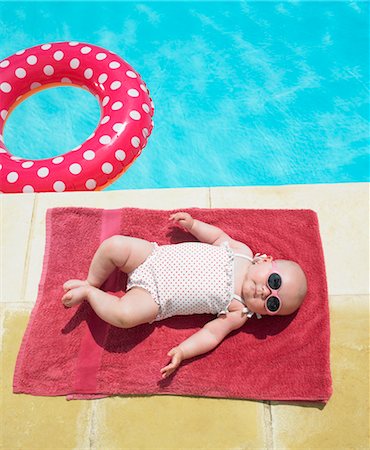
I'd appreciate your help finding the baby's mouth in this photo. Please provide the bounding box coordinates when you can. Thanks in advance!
[248,284,256,298]
[251,283,257,297]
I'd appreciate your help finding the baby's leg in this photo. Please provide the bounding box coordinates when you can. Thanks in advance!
[63,235,154,291]
[62,285,158,328]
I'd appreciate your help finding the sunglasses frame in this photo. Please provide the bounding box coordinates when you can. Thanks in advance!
[264,260,283,315]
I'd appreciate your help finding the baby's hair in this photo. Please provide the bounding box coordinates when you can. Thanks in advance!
[275,259,308,313]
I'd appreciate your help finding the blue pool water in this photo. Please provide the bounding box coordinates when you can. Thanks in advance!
[1,1,369,190]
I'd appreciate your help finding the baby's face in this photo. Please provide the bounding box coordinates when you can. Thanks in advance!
[242,259,306,316]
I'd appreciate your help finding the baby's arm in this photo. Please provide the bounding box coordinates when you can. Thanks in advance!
[160,311,248,378]
[170,212,243,248]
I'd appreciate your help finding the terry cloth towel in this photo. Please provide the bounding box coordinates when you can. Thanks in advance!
[13,207,332,402]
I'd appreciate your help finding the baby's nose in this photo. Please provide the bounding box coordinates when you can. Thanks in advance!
[262,285,271,298]
[256,285,268,298]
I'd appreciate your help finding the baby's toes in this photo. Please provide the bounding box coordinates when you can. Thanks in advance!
[62,292,73,306]
[63,279,87,292]
[62,286,88,308]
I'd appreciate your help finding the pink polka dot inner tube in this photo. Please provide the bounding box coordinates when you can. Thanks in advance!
[0,41,154,193]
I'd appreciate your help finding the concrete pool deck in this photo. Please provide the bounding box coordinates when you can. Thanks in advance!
[1,182,369,449]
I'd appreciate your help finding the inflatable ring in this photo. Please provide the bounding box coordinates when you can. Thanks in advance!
[0,41,154,193]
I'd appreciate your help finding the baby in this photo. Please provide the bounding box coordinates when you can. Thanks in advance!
[62,212,307,378]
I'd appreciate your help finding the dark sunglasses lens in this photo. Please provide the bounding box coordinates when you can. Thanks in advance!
[266,296,280,312]
[268,273,282,290]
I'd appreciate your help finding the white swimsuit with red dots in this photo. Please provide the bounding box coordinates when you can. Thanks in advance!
[126,241,263,322]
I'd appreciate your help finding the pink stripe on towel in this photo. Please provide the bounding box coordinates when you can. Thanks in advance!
[13,207,332,402]
[70,209,122,397]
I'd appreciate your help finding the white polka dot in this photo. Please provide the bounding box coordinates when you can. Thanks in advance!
[0,110,8,121]
[69,41,79,46]
[142,103,150,113]
[131,136,140,148]
[113,123,125,133]
[61,77,72,84]
[52,156,64,164]
[98,73,108,84]
[26,55,38,65]
[126,70,137,78]
[99,135,111,145]
[53,51,64,61]
[86,179,97,190]
[127,89,139,97]
[30,82,41,90]
[109,61,121,69]
[7,172,18,183]
[84,68,93,79]
[101,115,110,124]
[37,167,49,178]
[69,163,82,174]
[83,150,95,160]
[129,110,141,120]
[70,58,80,69]
[96,53,107,61]
[142,128,149,138]
[81,46,92,54]
[102,162,113,174]
[16,49,25,55]
[0,60,10,68]
[22,161,34,168]
[10,156,21,161]
[110,81,121,90]
[115,150,126,161]
[41,44,52,50]
[102,96,110,106]
[0,163,2,170]
[43,65,54,76]
[140,84,148,93]
[23,185,34,193]
[53,181,66,192]
[112,101,123,111]
[0,83,11,93]
[15,68,26,79]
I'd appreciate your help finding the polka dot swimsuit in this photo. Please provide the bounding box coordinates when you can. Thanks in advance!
[127,241,256,322]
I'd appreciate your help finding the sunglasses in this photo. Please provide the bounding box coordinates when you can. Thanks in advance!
[265,261,282,314]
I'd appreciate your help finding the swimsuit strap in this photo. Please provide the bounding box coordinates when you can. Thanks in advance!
[234,252,253,261]
[232,294,246,305]
[232,294,262,319]
[234,252,270,265]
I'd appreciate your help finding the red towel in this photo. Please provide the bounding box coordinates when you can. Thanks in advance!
[13,207,332,402]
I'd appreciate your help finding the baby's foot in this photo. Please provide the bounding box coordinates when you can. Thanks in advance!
[63,279,90,292]
[62,286,90,308]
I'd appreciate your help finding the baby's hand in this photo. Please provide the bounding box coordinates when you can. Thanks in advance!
[169,212,194,231]
[160,347,184,379]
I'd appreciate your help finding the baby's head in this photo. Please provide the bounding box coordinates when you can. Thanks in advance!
[242,257,307,317]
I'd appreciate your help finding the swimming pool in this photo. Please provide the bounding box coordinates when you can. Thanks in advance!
[1,1,369,190]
